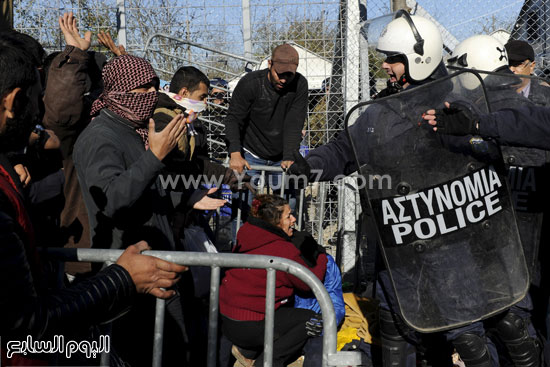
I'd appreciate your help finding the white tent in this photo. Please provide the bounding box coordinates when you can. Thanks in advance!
[228,41,333,91]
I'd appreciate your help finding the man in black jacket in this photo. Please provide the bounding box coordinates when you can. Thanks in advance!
[73,54,214,366]
[0,36,186,365]
[225,43,308,175]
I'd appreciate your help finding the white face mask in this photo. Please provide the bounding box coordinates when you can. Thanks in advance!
[179,98,207,114]
[163,91,207,114]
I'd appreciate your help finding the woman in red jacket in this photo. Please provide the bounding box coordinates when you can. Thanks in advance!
[219,194,328,367]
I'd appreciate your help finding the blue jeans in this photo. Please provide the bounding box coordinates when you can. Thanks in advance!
[230,151,297,241]
[242,151,296,206]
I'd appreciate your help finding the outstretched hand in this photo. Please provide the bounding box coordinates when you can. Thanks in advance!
[193,187,227,210]
[97,31,127,56]
[59,12,91,51]
[116,241,188,299]
[423,101,480,135]
[148,114,187,161]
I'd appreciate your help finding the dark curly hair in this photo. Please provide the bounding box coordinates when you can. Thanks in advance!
[250,194,288,227]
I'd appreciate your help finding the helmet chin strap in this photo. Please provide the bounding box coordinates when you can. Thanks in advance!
[373,73,408,99]
[386,73,408,94]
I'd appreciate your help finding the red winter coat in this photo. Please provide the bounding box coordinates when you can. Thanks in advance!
[219,219,328,321]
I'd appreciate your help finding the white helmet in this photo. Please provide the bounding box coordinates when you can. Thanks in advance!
[377,12,443,83]
[448,35,509,90]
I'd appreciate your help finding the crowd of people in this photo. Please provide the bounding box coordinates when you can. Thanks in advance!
[1,7,550,367]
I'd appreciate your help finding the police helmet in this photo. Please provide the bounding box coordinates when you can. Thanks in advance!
[377,11,443,83]
[448,35,510,90]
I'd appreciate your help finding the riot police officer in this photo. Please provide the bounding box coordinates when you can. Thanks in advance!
[289,12,531,367]
[437,34,545,367]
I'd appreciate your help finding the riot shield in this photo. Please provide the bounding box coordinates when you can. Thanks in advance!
[345,71,529,333]
[452,68,550,282]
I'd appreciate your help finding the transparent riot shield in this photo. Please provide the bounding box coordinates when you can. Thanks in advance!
[345,70,529,332]
[450,67,550,282]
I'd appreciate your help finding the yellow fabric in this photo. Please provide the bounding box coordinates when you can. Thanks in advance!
[337,327,359,351]
[336,293,380,350]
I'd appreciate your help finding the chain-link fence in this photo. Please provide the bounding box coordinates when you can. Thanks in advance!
[12,0,548,275]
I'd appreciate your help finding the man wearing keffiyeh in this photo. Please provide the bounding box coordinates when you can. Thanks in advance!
[73,54,222,365]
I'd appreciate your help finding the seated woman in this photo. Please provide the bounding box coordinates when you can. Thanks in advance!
[219,194,328,367]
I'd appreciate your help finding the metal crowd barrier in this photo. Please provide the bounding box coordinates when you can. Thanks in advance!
[46,248,364,367]
[220,163,307,236]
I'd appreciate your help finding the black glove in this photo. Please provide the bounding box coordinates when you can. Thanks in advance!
[305,313,323,337]
[287,150,311,189]
[291,230,325,267]
[434,102,480,136]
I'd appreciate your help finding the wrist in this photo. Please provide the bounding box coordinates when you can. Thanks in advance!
[64,44,89,59]
[149,146,165,161]
[32,125,49,149]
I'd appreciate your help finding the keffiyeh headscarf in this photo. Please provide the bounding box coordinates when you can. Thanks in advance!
[91,55,159,128]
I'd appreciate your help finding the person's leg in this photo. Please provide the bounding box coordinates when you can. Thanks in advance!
[491,296,542,367]
[218,332,234,367]
[376,271,417,367]
[220,315,264,354]
[230,151,265,241]
[222,308,315,367]
[446,322,495,367]
[302,336,323,367]
[255,307,315,367]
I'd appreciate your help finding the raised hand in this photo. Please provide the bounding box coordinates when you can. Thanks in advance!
[58,12,91,51]
[97,31,127,56]
[148,114,186,161]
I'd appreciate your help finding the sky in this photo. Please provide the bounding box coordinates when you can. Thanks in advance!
[365,0,525,44]
[14,0,526,52]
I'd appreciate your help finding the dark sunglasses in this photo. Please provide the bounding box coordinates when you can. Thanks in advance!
[210,92,226,100]
[276,71,295,80]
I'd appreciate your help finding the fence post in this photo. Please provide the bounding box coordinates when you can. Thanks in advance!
[242,0,252,64]
[263,269,276,367]
[116,0,127,49]
[152,298,166,367]
[344,0,360,114]
[207,266,221,367]
[390,0,408,11]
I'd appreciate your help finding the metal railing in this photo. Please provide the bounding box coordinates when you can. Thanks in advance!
[46,248,364,367]
[141,32,261,82]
